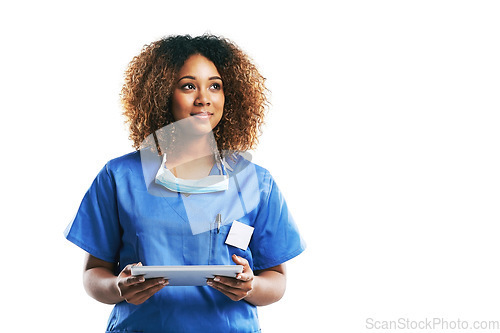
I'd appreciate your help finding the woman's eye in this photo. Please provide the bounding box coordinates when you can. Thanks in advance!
[210,83,222,90]
[182,83,196,90]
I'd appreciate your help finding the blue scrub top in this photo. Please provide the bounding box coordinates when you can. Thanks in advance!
[65,150,305,333]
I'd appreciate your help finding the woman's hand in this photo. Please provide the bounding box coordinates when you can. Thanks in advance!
[207,254,254,301]
[116,262,169,305]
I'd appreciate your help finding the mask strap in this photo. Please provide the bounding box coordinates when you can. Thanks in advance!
[216,154,228,176]
[221,156,234,173]
[161,153,168,167]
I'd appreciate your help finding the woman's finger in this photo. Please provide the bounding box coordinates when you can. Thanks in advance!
[207,279,248,301]
[126,278,167,293]
[126,281,168,305]
[211,276,248,289]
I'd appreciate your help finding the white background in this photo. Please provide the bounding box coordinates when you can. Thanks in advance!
[2,1,500,332]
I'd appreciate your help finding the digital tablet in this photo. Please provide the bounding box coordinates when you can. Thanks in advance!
[130,265,244,286]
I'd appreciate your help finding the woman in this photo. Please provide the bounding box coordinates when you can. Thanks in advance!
[65,34,305,332]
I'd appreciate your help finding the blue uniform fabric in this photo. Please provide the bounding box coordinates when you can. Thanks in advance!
[65,150,305,333]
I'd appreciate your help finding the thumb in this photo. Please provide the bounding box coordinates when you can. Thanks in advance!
[232,255,253,281]
[122,262,142,275]
[232,254,248,267]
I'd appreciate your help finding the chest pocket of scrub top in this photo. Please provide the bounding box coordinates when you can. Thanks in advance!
[209,219,254,269]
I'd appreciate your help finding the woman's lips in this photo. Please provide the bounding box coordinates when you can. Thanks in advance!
[190,112,212,119]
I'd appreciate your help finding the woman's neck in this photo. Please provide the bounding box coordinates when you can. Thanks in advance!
[165,134,217,179]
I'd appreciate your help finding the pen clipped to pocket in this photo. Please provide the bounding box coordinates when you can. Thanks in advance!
[209,213,222,264]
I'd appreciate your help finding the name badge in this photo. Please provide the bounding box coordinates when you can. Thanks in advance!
[225,220,254,251]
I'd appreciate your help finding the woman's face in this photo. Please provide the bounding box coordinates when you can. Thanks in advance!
[171,54,224,135]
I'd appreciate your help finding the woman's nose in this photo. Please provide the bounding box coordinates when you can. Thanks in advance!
[195,90,210,106]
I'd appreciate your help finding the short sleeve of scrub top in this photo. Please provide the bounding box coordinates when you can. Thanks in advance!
[64,151,305,333]
[64,163,121,263]
[249,171,306,271]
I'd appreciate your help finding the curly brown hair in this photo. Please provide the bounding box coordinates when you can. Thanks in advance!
[121,34,269,154]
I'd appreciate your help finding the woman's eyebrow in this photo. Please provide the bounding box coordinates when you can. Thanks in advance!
[177,75,196,82]
[177,75,223,82]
